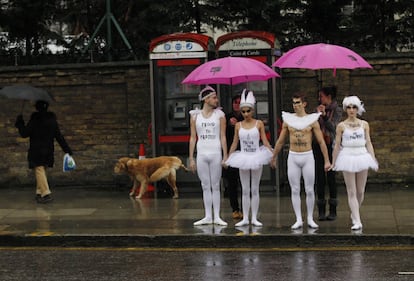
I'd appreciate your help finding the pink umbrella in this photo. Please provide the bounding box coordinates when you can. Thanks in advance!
[182,56,280,85]
[272,43,372,75]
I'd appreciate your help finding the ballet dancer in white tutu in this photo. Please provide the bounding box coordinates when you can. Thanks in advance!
[271,93,331,230]
[225,90,273,227]
[332,96,378,231]
[189,86,228,226]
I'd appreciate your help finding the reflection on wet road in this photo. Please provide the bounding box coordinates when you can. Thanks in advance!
[0,247,413,281]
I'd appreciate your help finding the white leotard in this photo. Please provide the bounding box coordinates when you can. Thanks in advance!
[195,109,224,155]
[334,123,378,172]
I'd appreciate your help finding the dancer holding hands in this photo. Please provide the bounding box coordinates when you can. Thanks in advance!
[225,90,273,227]
[189,86,228,226]
[332,96,378,230]
[271,93,331,230]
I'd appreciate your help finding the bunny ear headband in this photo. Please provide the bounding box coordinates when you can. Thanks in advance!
[240,89,256,108]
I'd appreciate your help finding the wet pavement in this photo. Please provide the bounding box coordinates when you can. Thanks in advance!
[0,183,412,248]
[1,248,413,281]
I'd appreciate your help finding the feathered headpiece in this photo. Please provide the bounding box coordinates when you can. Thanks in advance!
[342,95,365,115]
[240,89,255,108]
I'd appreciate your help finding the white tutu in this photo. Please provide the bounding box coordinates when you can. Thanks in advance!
[226,146,273,170]
[334,147,378,172]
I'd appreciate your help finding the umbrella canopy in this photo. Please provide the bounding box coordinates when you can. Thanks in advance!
[273,43,372,71]
[0,84,54,103]
[182,56,280,85]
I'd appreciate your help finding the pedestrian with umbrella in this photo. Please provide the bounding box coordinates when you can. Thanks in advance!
[15,99,73,203]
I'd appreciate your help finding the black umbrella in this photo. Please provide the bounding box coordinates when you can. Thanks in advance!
[0,84,55,103]
[0,84,55,113]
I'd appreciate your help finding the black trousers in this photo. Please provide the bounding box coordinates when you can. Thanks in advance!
[313,143,337,200]
[223,167,241,212]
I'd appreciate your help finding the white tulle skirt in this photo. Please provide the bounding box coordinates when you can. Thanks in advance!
[334,147,378,172]
[226,146,273,170]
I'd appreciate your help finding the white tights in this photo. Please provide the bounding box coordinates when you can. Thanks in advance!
[343,170,368,227]
[287,151,318,228]
[194,153,226,225]
[236,167,263,227]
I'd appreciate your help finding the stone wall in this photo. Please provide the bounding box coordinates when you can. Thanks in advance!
[0,53,412,188]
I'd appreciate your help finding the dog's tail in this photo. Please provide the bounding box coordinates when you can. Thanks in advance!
[180,164,190,172]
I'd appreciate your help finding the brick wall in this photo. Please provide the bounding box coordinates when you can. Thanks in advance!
[0,53,412,188]
[0,61,151,187]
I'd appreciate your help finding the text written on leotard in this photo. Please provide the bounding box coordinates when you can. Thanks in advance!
[242,138,256,152]
[199,122,217,140]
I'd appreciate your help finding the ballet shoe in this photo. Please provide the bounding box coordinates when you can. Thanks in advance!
[214,218,228,226]
[235,219,249,227]
[291,221,303,230]
[351,223,363,230]
[307,219,319,229]
[251,219,263,227]
[193,217,213,226]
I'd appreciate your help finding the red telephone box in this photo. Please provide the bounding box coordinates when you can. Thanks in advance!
[149,33,216,191]
[216,31,283,190]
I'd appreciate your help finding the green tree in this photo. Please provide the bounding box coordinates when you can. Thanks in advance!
[349,0,414,52]
[1,0,414,65]
[279,0,352,49]
[0,0,58,58]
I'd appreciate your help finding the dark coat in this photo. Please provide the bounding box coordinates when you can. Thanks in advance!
[15,111,72,169]
[225,110,243,150]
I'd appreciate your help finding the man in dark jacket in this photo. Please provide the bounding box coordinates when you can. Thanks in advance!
[223,94,243,220]
[15,100,72,203]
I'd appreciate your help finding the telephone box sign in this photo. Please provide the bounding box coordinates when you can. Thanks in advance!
[219,38,270,50]
[151,41,205,53]
[150,33,215,58]
[216,31,276,51]
[150,51,207,59]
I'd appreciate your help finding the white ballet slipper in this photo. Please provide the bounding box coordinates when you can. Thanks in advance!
[214,218,228,226]
[351,223,363,230]
[307,219,319,229]
[235,219,249,227]
[193,217,213,226]
[251,219,263,227]
[291,221,303,230]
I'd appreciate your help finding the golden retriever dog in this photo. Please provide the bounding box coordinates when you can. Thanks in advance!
[114,156,189,199]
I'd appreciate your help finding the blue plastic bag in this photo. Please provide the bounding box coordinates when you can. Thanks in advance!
[63,153,76,172]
